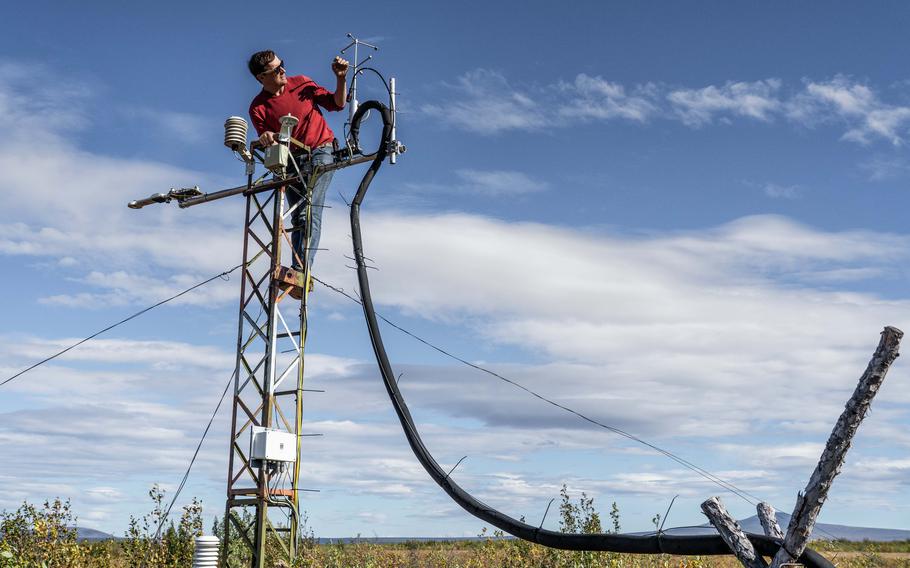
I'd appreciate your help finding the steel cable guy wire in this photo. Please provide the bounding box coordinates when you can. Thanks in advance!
[313,273,846,544]
[312,275,761,504]
[138,367,235,568]
[0,261,251,389]
[345,99,833,567]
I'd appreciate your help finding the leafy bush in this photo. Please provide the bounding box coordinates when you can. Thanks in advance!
[120,485,203,568]
[0,498,111,568]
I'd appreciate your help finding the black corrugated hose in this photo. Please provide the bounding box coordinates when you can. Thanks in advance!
[346,99,832,568]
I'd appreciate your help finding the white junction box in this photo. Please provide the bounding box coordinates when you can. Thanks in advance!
[263,144,289,173]
[250,426,297,463]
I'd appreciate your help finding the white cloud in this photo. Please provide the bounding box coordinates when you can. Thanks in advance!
[859,156,910,181]
[715,443,826,470]
[401,169,549,198]
[846,457,910,482]
[789,76,910,145]
[557,74,658,122]
[421,70,658,134]
[762,182,801,199]
[667,79,782,127]
[309,207,910,453]
[424,70,910,147]
[118,105,214,144]
[742,179,802,200]
[0,336,231,371]
[0,61,92,134]
[420,70,545,134]
[454,169,548,195]
[37,269,239,308]
[0,62,241,310]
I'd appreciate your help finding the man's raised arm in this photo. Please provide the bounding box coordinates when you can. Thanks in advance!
[332,56,349,109]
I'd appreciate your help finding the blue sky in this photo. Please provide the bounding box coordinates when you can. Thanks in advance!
[1,0,909,537]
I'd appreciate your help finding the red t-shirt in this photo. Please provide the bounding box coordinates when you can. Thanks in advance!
[249,75,341,149]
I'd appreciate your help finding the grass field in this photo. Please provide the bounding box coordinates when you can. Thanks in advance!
[3,493,908,567]
[287,538,910,568]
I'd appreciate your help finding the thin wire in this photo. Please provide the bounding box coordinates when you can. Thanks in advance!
[325,270,849,541]
[312,275,763,506]
[142,367,235,568]
[1,262,248,389]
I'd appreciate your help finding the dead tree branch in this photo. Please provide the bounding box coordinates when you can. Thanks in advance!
[757,502,784,539]
[770,326,903,568]
[702,496,768,568]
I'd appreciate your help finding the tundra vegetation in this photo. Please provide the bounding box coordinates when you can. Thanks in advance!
[1,486,908,567]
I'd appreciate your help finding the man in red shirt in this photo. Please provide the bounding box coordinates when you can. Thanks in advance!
[248,50,348,277]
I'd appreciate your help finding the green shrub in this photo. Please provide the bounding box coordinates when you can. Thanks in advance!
[120,485,203,568]
[0,498,111,568]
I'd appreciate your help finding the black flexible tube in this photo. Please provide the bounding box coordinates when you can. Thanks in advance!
[346,99,833,568]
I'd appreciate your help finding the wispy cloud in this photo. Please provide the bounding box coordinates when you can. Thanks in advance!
[37,269,238,308]
[556,74,659,122]
[118,105,215,145]
[454,169,548,195]
[743,179,802,199]
[313,208,910,442]
[400,168,549,198]
[420,70,546,134]
[789,76,910,145]
[421,70,659,134]
[0,64,243,310]
[424,70,910,146]
[668,79,782,127]
[859,156,910,180]
[0,61,93,134]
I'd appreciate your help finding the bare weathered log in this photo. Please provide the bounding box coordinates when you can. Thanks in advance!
[702,496,768,568]
[770,326,903,568]
[757,502,784,539]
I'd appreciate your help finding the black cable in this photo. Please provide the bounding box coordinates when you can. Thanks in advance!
[315,278,847,541]
[343,66,394,149]
[313,275,760,505]
[0,262,246,389]
[343,99,832,566]
[354,67,393,99]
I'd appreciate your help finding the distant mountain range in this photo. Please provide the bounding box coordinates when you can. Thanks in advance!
[75,527,118,541]
[76,512,910,543]
[641,512,910,542]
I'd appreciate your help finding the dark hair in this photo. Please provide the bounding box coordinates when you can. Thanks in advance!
[248,50,277,77]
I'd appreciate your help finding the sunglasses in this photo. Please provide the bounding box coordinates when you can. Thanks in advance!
[259,60,285,77]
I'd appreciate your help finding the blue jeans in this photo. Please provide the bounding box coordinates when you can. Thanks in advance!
[287,146,334,270]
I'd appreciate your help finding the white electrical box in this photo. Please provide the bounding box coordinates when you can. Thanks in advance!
[263,144,289,173]
[250,427,297,463]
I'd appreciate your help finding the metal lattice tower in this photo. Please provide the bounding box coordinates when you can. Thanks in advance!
[129,146,386,567]
[221,178,316,568]
[126,49,401,565]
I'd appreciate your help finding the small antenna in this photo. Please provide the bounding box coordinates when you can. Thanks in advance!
[340,33,379,133]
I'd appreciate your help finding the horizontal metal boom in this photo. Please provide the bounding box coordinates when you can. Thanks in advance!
[178,153,377,208]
